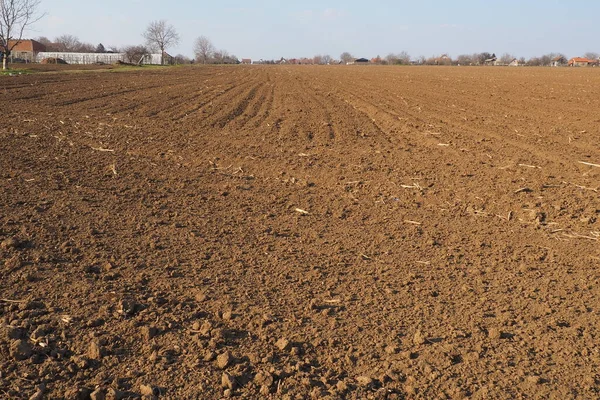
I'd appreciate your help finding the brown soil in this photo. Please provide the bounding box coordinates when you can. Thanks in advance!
[12,63,120,72]
[1,65,600,399]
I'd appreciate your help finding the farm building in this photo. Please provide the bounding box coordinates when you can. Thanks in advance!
[36,52,124,64]
[139,53,174,65]
[568,57,598,67]
[241,58,252,64]
[551,56,567,67]
[434,54,452,65]
[484,55,498,65]
[5,39,46,63]
[508,58,520,67]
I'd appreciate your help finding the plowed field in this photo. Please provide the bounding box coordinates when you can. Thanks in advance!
[1,65,600,399]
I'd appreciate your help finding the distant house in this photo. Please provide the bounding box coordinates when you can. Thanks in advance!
[140,53,174,65]
[508,58,519,67]
[484,55,498,65]
[551,56,567,67]
[241,58,251,65]
[434,54,452,65]
[568,57,598,67]
[5,39,46,63]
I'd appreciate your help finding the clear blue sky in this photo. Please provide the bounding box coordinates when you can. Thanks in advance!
[32,0,598,60]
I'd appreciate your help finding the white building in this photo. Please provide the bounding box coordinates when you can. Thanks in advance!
[36,52,125,64]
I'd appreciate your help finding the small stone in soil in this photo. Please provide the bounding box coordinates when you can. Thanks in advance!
[204,350,216,361]
[118,299,139,316]
[254,371,274,387]
[140,384,160,396]
[413,330,427,345]
[259,385,270,395]
[199,321,213,335]
[356,376,373,387]
[276,338,291,351]
[216,351,233,369]
[88,340,103,360]
[141,325,158,341]
[222,372,237,390]
[222,311,233,320]
[488,328,502,340]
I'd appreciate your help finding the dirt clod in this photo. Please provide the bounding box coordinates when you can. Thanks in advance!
[89,388,106,400]
[413,330,427,346]
[140,384,159,396]
[221,372,237,390]
[276,338,291,351]
[141,325,158,341]
[254,371,274,387]
[10,339,32,360]
[356,376,373,387]
[1,237,19,249]
[488,328,502,340]
[216,351,233,369]
[88,340,103,360]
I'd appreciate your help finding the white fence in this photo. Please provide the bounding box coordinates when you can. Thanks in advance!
[36,52,125,65]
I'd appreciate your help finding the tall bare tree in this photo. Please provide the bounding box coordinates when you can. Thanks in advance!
[123,44,148,64]
[54,34,80,52]
[456,54,472,65]
[142,20,179,65]
[499,53,515,65]
[0,0,44,70]
[194,36,214,64]
[340,52,353,64]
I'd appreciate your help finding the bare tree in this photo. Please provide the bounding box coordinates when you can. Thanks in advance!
[456,54,472,65]
[76,42,95,53]
[539,54,553,67]
[174,54,191,64]
[194,36,214,64]
[499,53,515,65]
[397,51,410,65]
[54,34,80,51]
[584,52,599,60]
[142,20,179,65]
[472,52,492,65]
[385,53,398,64]
[0,0,44,69]
[321,54,332,65]
[35,35,50,45]
[313,54,323,65]
[340,52,353,64]
[123,45,148,64]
